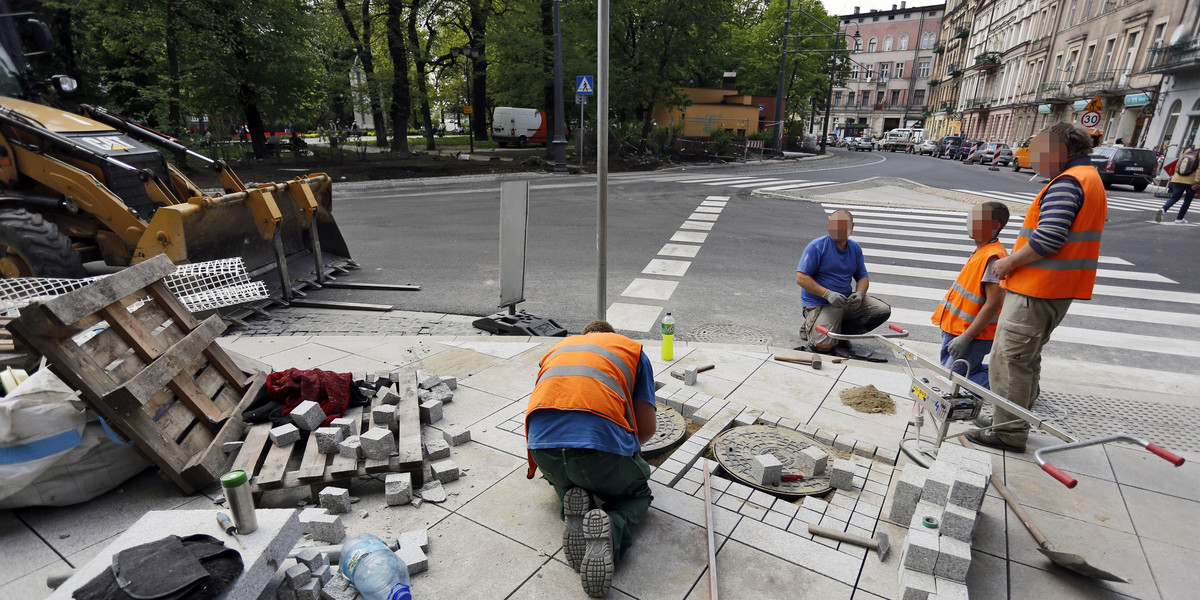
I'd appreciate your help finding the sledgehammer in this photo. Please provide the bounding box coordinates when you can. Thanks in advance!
[773,354,839,369]
[808,524,890,561]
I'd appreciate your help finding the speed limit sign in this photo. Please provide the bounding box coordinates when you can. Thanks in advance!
[1080,110,1102,128]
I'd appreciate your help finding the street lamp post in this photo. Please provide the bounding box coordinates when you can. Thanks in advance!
[771,0,793,153]
[551,0,568,173]
[447,46,482,152]
[774,6,859,155]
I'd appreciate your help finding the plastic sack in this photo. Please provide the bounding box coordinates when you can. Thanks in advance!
[0,368,148,508]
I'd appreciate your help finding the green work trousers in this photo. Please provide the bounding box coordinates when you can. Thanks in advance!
[531,448,653,563]
[988,292,1074,446]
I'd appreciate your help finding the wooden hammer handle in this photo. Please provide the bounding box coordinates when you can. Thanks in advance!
[807,523,878,549]
[696,364,715,373]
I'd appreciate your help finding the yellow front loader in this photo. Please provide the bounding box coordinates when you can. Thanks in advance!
[0,99,352,301]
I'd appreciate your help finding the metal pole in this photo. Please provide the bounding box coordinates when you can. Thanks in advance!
[820,47,835,154]
[596,0,609,321]
[551,0,568,173]
[580,98,585,171]
[771,0,792,152]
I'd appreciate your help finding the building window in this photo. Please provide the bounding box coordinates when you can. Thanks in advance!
[865,64,875,79]
[917,60,930,77]
[834,91,843,106]
[1066,0,1076,27]
[850,65,860,79]
[891,90,901,105]
[895,62,905,78]
[914,89,926,105]
[884,36,894,51]
[1100,38,1115,72]
[848,91,856,105]
[876,91,885,104]
[1160,99,1182,152]
[899,34,909,50]
[868,37,878,52]
[854,37,863,52]
[880,63,890,78]
[862,94,871,107]
[1083,43,1096,77]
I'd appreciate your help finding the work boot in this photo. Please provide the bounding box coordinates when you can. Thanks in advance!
[562,487,592,571]
[580,509,614,598]
[965,428,1025,453]
[1154,208,1163,223]
[973,403,993,428]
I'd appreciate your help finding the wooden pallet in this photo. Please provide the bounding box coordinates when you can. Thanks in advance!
[9,255,263,494]
[231,368,424,497]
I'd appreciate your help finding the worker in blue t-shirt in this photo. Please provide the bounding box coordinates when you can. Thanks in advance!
[796,210,892,359]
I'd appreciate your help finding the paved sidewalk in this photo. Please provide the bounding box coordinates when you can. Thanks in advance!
[2,314,1195,599]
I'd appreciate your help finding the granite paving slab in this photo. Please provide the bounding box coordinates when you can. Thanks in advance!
[1000,457,1135,534]
[1121,485,1200,552]
[1140,537,1200,600]
[1105,443,1200,500]
[509,558,637,599]
[0,512,63,586]
[457,469,566,554]
[415,513,547,600]
[965,549,1009,600]
[722,383,822,424]
[460,361,541,401]
[682,539,854,600]
[610,508,714,599]
[1006,561,1143,600]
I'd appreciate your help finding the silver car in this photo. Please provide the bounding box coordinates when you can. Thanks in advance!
[917,139,939,155]
[853,138,874,152]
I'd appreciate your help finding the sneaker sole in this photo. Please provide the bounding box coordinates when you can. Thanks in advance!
[563,488,592,572]
[581,509,613,598]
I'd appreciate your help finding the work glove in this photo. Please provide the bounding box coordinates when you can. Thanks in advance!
[822,290,849,309]
[946,333,974,360]
[848,291,865,309]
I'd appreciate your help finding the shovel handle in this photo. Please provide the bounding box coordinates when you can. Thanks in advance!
[1147,443,1185,466]
[1041,462,1078,489]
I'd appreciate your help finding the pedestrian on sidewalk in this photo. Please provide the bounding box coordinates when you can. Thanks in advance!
[525,320,657,598]
[932,201,1009,388]
[1157,145,1200,224]
[795,210,892,360]
[971,123,1107,453]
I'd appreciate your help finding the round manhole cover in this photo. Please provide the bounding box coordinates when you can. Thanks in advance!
[711,425,833,497]
[690,323,772,345]
[642,405,687,458]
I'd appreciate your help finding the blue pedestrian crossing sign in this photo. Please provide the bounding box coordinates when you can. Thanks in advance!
[576,76,594,95]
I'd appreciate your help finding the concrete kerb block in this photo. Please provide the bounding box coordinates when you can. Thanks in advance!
[400,528,430,553]
[328,417,356,438]
[385,472,413,506]
[294,547,329,572]
[733,408,762,427]
[430,458,460,484]
[681,396,706,418]
[899,568,938,600]
[940,503,977,543]
[319,573,356,600]
[319,487,353,514]
[417,371,443,390]
[750,454,783,485]
[423,437,451,460]
[360,427,396,460]
[295,580,321,600]
[270,423,302,447]
[691,405,717,424]
[889,464,929,523]
[948,468,988,510]
[443,426,472,446]
[901,528,940,574]
[419,400,443,424]
[934,577,970,600]
[396,545,429,575]
[291,401,326,431]
[371,404,397,428]
[923,461,958,506]
[798,445,828,476]
[284,563,312,588]
[314,427,344,454]
[934,535,972,582]
[440,375,457,390]
[337,435,361,459]
[829,460,856,490]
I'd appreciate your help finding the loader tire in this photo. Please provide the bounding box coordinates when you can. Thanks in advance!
[0,208,86,278]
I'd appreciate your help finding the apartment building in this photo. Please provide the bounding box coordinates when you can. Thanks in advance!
[830,2,945,139]
[926,0,977,140]
[1141,0,1200,158]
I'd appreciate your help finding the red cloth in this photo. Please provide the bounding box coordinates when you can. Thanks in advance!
[267,368,351,427]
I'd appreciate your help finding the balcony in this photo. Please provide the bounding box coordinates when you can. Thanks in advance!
[947,64,963,77]
[969,52,1002,71]
[939,102,954,113]
[1145,39,1200,74]
[965,97,991,109]
[1029,35,1052,55]
[927,78,942,86]
[952,28,969,41]
[1037,81,1069,101]
[932,44,945,54]
[1075,70,1131,95]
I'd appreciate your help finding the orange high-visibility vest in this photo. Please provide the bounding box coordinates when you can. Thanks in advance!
[1005,164,1107,300]
[525,332,643,477]
[932,241,1009,339]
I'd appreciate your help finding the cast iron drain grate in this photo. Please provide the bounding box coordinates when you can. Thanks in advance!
[711,425,833,498]
[690,323,772,345]
[642,405,687,458]
[1033,390,1200,455]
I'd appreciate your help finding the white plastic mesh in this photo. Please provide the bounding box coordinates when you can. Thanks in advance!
[0,258,269,313]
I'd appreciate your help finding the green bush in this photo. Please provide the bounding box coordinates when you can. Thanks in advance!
[707,128,740,155]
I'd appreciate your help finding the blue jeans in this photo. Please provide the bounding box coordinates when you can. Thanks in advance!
[1162,182,1196,220]
[939,331,992,388]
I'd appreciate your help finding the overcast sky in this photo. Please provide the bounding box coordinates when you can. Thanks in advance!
[821,0,944,18]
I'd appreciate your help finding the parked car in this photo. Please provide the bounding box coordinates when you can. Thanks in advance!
[967,142,1010,164]
[954,140,983,161]
[917,139,939,155]
[1011,135,1033,172]
[838,137,857,148]
[1090,146,1158,191]
[994,146,1015,166]
[937,135,964,158]
[852,137,874,151]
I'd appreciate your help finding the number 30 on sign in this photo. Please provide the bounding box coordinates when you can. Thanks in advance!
[1080,110,1101,128]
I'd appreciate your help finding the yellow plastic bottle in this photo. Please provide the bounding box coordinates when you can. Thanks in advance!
[661,312,675,361]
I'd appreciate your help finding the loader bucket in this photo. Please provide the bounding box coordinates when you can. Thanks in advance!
[135,173,352,297]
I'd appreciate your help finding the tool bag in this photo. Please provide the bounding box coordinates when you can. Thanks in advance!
[0,368,147,508]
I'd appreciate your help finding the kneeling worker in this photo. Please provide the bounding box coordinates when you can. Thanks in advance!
[931,201,1009,387]
[526,320,656,598]
[796,209,892,360]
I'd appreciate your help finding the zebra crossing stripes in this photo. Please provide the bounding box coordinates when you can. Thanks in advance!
[953,188,1162,213]
[827,202,1200,362]
[612,171,837,192]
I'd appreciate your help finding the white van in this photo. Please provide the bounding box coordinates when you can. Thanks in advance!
[492,107,557,147]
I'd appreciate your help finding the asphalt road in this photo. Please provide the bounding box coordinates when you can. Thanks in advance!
[304,148,1198,378]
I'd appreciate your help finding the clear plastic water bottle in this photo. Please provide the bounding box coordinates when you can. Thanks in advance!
[340,534,411,600]
[661,312,675,361]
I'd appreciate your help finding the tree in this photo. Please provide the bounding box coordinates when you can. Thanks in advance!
[386,0,412,154]
[334,0,389,147]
